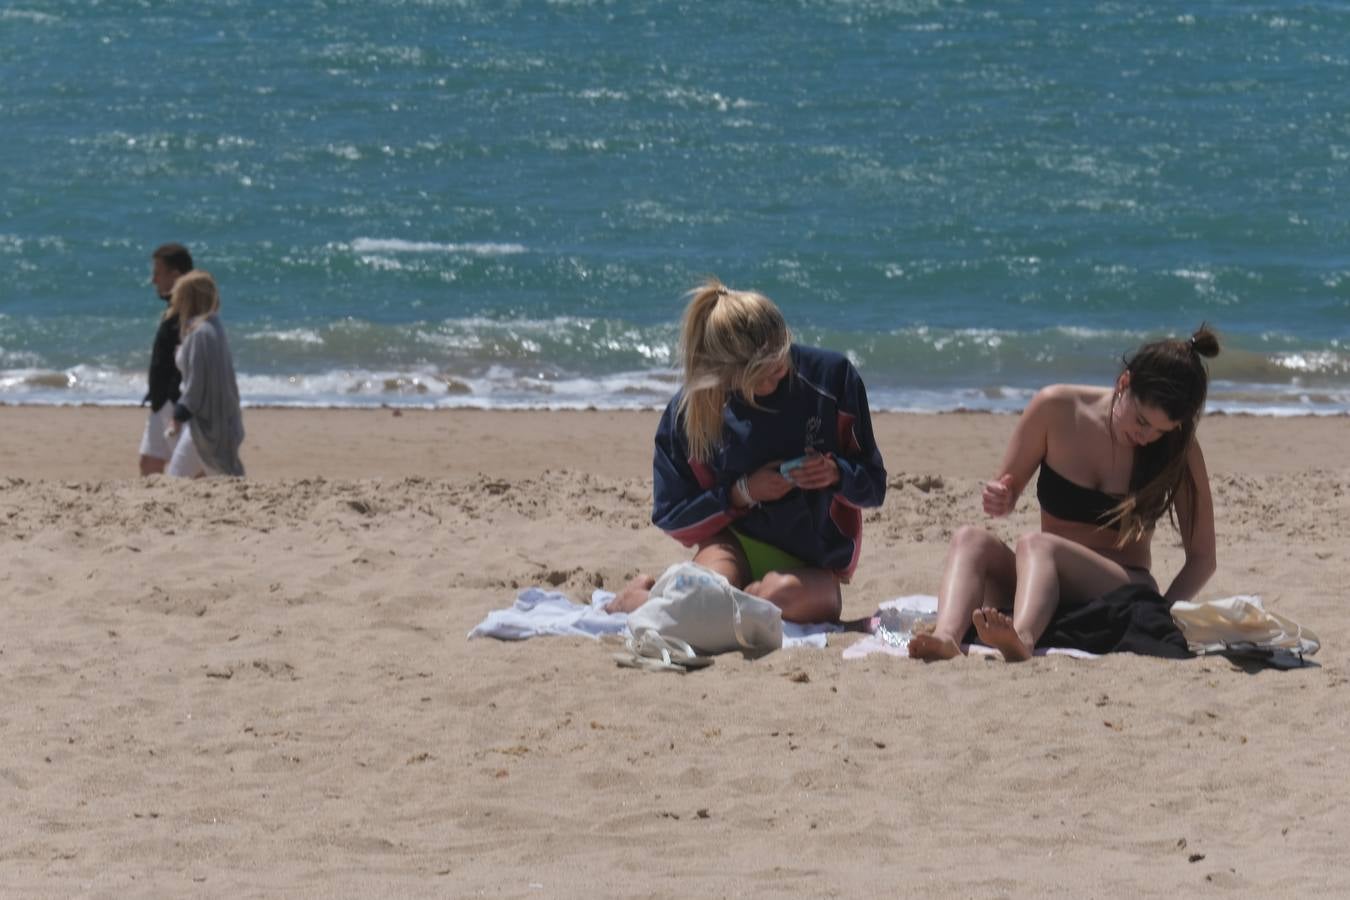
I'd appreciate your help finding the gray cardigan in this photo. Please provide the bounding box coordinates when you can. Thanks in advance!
[177,314,245,477]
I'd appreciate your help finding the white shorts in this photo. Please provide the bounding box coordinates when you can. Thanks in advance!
[167,422,220,478]
[138,404,180,461]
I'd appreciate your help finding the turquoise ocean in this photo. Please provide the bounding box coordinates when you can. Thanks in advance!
[2,1,1348,413]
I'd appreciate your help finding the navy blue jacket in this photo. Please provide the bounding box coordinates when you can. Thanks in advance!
[143,314,182,411]
[651,344,886,580]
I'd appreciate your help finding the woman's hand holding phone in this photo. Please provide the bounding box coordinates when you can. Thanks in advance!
[742,451,841,506]
[746,463,796,504]
[782,450,839,491]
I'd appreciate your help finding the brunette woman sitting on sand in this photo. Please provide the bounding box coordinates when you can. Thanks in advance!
[908,326,1220,662]
[606,278,887,623]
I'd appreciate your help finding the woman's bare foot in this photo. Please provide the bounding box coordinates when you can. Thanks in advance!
[907,633,961,661]
[604,574,656,613]
[971,608,1032,662]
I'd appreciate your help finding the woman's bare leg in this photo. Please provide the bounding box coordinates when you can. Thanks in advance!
[909,526,1016,660]
[690,534,753,587]
[745,568,841,624]
[985,531,1139,661]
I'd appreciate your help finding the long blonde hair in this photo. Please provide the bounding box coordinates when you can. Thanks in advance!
[165,270,221,335]
[676,278,792,463]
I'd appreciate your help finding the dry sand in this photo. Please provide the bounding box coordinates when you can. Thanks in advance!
[1,406,1348,896]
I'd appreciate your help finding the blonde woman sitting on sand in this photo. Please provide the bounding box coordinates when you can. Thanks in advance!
[164,271,245,478]
[606,278,887,623]
[908,327,1220,662]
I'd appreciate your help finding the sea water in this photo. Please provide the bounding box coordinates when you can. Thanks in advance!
[2,1,1347,412]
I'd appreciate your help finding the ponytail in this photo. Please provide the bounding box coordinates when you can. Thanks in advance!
[676,278,791,463]
[1188,326,1220,360]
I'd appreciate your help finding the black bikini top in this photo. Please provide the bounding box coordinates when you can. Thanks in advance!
[1036,461,1122,527]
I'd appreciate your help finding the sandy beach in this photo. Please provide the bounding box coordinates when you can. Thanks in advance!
[2,406,1348,896]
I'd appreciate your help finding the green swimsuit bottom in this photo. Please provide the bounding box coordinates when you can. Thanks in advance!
[729,528,807,582]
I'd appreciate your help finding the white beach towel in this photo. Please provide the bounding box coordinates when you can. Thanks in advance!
[468,587,839,649]
[842,595,1100,661]
[468,588,629,641]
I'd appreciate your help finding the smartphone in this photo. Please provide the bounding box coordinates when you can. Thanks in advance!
[779,455,810,477]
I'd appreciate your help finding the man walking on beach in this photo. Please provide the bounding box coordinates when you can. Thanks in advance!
[138,242,193,476]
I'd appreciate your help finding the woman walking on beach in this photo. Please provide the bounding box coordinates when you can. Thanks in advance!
[164,271,245,478]
[908,327,1219,662]
[606,278,887,623]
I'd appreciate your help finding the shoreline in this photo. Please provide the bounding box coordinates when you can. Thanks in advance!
[4,398,1350,417]
[6,398,1350,414]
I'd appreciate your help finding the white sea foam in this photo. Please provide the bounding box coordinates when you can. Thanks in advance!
[1051,325,1145,340]
[2,359,1348,417]
[1,367,1344,416]
[247,329,325,345]
[0,366,141,396]
[1269,351,1348,375]
[358,255,407,271]
[348,238,527,256]
[544,137,608,153]
[0,233,66,252]
[658,87,755,112]
[1,9,59,24]
[577,88,629,101]
[0,348,40,367]
[327,143,362,160]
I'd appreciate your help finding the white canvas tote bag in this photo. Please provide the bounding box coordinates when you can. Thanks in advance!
[626,561,784,661]
[1170,595,1320,657]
